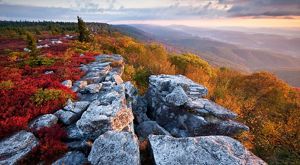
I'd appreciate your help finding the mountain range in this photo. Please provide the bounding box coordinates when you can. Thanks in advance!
[113,24,300,87]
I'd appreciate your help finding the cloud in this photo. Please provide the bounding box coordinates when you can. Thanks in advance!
[0,0,300,22]
[219,0,300,17]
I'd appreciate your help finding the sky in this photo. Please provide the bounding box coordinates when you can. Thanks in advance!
[0,0,300,28]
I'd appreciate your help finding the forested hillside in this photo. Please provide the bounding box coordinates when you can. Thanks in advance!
[0,20,299,164]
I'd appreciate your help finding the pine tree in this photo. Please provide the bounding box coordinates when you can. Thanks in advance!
[77,16,90,42]
[26,32,38,58]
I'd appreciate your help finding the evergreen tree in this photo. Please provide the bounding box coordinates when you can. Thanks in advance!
[26,32,38,58]
[77,16,90,42]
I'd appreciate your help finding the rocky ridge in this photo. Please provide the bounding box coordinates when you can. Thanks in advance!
[0,54,266,165]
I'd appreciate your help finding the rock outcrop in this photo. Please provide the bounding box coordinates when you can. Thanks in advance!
[0,54,266,164]
[146,74,249,137]
[149,135,266,165]
[88,131,140,165]
[0,131,39,164]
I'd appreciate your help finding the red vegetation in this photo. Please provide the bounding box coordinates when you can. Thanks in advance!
[0,36,96,138]
[21,124,68,164]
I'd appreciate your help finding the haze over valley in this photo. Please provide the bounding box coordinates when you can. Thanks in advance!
[115,24,300,87]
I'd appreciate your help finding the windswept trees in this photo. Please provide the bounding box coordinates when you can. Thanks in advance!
[77,16,91,42]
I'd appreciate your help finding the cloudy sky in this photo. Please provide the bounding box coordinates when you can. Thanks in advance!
[0,0,300,27]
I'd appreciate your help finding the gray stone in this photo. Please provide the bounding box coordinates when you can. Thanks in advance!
[136,121,171,139]
[29,114,58,131]
[165,86,189,106]
[66,124,84,140]
[84,83,102,93]
[52,151,88,165]
[88,131,140,165]
[146,74,248,137]
[149,135,266,165]
[44,70,54,75]
[62,80,72,88]
[54,109,78,125]
[0,131,39,165]
[76,98,134,139]
[132,96,150,124]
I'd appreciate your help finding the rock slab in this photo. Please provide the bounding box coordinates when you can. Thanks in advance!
[88,131,140,165]
[0,131,39,165]
[149,135,266,165]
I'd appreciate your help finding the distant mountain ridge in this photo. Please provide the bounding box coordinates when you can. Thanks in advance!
[115,24,300,87]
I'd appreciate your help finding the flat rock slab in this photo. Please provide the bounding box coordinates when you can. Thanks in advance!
[0,131,39,165]
[88,131,140,165]
[149,135,266,165]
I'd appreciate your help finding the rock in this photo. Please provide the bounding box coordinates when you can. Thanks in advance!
[0,131,39,165]
[29,114,58,131]
[54,109,78,125]
[52,151,88,165]
[64,100,90,114]
[62,80,72,88]
[112,74,123,84]
[84,83,102,93]
[55,100,90,125]
[73,80,88,89]
[149,135,266,165]
[66,124,84,140]
[165,86,189,106]
[44,70,54,75]
[76,98,134,139]
[132,96,150,124]
[88,131,140,165]
[146,74,248,137]
[136,121,171,139]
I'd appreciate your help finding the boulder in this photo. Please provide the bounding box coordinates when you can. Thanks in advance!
[136,121,171,139]
[149,135,266,165]
[29,114,58,131]
[0,131,38,164]
[76,98,134,139]
[61,80,72,88]
[52,151,88,165]
[88,131,140,165]
[146,74,248,137]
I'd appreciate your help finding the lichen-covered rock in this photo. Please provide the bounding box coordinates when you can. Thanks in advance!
[0,131,38,165]
[165,86,189,106]
[146,74,248,137]
[136,121,171,139]
[76,98,134,139]
[52,151,88,165]
[61,80,72,88]
[149,135,266,165]
[29,114,58,131]
[88,131,140,165]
